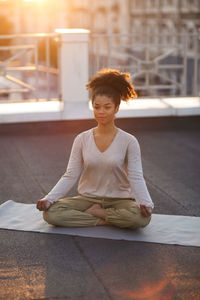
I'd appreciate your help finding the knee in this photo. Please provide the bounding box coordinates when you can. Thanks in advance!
[130,214,151,229]
[42,201,62,225]
[105,208,135,228]
[106,208,151,229]
[128,205,151,229]
[43,210,57,226]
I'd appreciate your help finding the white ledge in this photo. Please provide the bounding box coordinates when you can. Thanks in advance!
[0,97,199,123]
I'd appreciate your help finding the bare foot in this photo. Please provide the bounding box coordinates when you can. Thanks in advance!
[85,204,108,224]
[96,219,108,226]
[85,204,102,215]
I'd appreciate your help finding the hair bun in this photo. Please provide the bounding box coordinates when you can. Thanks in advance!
[86,68,137,102]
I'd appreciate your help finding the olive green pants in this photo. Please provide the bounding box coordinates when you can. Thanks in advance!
[43,194,151,229]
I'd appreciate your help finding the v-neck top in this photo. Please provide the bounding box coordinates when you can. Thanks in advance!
[42,127,154,208]
[92,127,119,153]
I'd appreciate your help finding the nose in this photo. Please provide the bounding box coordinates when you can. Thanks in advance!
[98,107,106,114]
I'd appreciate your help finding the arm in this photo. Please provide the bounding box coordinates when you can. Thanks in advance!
[126,137,154,216]
[38,134,83,206]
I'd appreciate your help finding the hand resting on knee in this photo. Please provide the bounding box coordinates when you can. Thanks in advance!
[37,199,52,211]
[140,204,152,217]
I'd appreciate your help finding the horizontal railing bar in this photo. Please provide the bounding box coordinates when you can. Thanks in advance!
[0,88,29,94]
[90,33,198,38]
[135,85,180,90]
[5,66,37,71]
[0,33,196,40]
[0,45,35,50]
[0,33,59,39]
[158,65,184,69]
[102,64,184,71]
[0,33,196,39]
[4,65,59,74]
[111,45,182,50]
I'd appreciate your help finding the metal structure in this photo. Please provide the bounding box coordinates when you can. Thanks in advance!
[0,33,59,102]
[0,32,199,102]
[89,32,200,97]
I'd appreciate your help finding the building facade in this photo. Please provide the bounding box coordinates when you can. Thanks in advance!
[0,0,199,36]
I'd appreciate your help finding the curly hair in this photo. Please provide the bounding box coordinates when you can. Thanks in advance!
[86,68,137,106]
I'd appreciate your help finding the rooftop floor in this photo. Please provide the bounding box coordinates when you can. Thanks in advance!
[0,116,200,299]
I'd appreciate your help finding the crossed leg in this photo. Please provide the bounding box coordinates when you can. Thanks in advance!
[43,196,151,229]
[85,200,151,229]
[43,196,102,227]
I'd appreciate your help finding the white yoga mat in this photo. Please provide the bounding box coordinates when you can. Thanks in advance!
[0,200,199,247]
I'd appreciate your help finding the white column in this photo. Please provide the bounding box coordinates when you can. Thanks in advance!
[55,29,90,118]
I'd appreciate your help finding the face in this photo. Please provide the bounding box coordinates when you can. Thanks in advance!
[92,95,119,125]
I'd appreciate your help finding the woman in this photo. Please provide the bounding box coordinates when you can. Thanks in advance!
[36,69,154,229]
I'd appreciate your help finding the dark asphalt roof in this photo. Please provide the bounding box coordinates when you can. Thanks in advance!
[0,116,200,300]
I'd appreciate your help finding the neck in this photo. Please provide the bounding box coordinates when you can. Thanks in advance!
[95,122,117,134]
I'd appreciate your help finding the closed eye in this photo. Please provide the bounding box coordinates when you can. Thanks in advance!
[94,106,111,109]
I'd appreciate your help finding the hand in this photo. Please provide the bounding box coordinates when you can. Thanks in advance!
[36,199,52,211]
[140,204,152,217]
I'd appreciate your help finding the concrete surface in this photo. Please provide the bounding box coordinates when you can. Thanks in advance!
[0,116,200,300]
[0,97,200,124]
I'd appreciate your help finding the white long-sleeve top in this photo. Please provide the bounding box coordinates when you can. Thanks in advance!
[42,127,154,209]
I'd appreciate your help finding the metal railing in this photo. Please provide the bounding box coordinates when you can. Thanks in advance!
[0,33,59,102]
[1,32,199,102]
[89,32,200,97]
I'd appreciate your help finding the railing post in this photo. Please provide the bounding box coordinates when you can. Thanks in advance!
[55,29,90,117]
